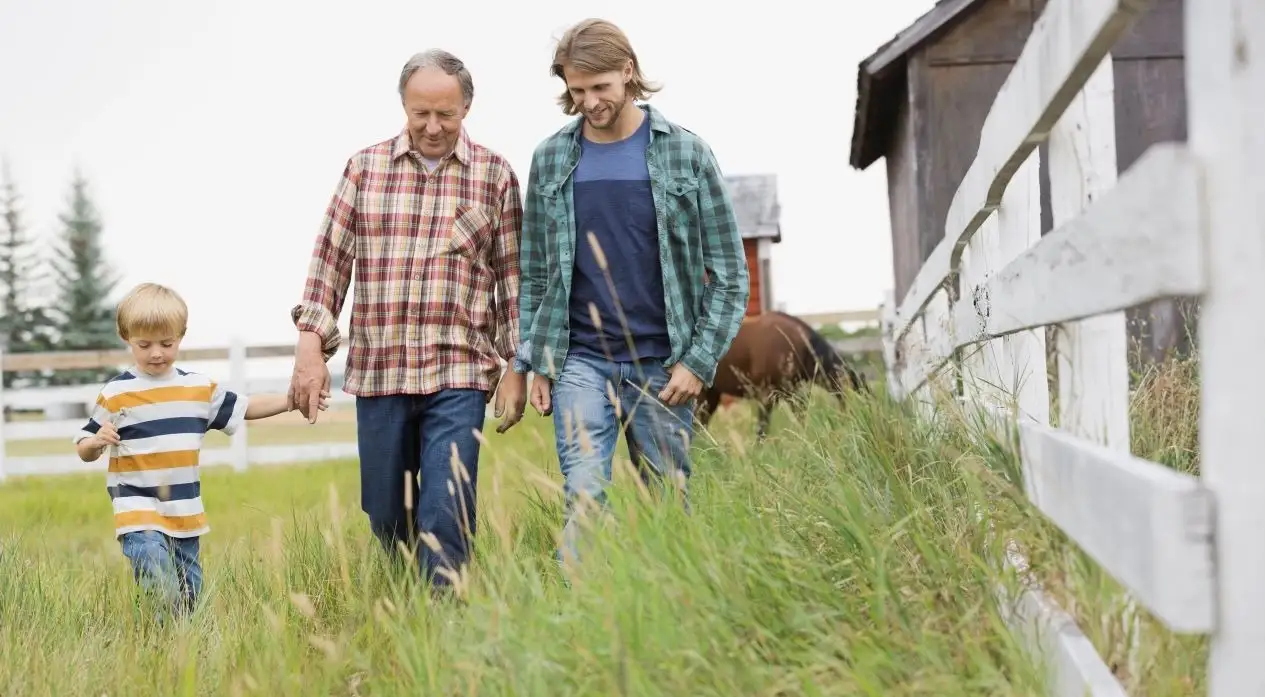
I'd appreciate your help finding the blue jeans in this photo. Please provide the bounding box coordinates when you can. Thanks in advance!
[119,530,202,619]
[551,352,695,563]
[355,389,486,587]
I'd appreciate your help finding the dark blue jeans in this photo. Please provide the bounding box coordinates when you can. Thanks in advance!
[551,352,695,563]
[355,389,486,587]
[119,530,201,620]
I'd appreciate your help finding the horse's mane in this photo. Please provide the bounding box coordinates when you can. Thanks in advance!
[775,311,843,372]
[775,311,866,392]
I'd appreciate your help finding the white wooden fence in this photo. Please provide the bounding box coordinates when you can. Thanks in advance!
[0,338,359,481]
[877,0,1263,694]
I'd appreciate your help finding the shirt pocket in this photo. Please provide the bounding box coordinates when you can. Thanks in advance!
[446,202,495,261]
[664,176,701,246]
[534,180,564,266]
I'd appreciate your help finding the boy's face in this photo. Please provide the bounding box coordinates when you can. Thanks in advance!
[126,334,182,376]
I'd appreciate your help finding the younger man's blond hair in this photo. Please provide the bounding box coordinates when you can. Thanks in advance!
[550,18,661,116]
[116,282,188,340]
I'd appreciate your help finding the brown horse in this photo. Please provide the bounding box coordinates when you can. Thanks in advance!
[696,311,868,440]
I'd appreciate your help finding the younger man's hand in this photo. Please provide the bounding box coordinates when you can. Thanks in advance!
[530,374,553,416]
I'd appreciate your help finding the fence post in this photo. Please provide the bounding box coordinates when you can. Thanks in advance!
[1188,1,1265,694]
[1048,57,1130,450]
[994,150,1047,425]
[879,291,901,400]
[1047,50,1139,677]
[0,346,7,484]
[228,336,248,472]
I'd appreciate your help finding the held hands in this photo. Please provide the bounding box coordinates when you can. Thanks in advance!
[285,389,331,415]
[289,332,331,424]
[658,363,703,406]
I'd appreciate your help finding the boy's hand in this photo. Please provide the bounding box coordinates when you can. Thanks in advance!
[92,420,121,449]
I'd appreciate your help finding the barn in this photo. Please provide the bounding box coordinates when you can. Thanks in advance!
[850,0,1196,363]
[725,174,782,317]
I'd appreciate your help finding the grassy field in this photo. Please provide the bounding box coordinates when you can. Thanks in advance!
[0,368,1204,697]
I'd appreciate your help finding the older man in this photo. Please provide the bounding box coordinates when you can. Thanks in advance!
[288,49,526,590]
[516,19,749,563]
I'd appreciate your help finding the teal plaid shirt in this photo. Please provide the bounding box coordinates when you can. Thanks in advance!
[515,104,749,386]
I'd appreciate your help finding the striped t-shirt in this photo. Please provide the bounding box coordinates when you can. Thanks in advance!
[74,366,249,539]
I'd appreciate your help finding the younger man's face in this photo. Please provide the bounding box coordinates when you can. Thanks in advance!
[126,334,182,376]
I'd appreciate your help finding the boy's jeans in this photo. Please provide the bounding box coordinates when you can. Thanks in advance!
[550,352,695,564]
[119,530,202,618]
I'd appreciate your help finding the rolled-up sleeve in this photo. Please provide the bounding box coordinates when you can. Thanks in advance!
[291,156,360,362]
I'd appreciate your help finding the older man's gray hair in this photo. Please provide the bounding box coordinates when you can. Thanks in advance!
[398,49,474,105]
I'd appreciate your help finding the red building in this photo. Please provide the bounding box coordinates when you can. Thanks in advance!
[724,174,782,316]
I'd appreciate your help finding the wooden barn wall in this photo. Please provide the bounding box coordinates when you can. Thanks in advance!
[886,79,922,301]
[910,0,1033,302]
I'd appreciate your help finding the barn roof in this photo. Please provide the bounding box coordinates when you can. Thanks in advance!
[849,0,989,170]
[725,174,782,242]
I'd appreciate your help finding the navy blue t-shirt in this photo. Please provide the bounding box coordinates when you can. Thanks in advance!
[568,113,671,363]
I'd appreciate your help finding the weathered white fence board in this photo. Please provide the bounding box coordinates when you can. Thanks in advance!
[997,542,1130,697]
[1018,422,1216,632]
[3,379,356,412]
[897,143,1202,395]
[4,443,361,478]
[1186,0,1265,693]
[892,0,1156,347]
[959,143,1205,344]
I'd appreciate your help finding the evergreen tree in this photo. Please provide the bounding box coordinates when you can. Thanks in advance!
[0,159,55,388]
[49,169,121,385]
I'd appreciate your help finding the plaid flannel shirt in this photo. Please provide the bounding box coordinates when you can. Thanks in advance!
[515,104,748,385]
[292,128,523,397]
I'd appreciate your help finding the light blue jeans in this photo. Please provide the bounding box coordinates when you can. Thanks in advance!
[550,351,695,563]
[119,529,202,620]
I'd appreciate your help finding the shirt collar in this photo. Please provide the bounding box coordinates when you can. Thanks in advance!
[561,103,671,141]
[391,127,473,165]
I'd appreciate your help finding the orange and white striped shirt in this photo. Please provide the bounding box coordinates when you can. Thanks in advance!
[73,367,248,538]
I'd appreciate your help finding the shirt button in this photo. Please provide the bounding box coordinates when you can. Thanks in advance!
[414,273,421,280]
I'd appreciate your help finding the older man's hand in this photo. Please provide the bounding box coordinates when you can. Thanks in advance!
[493,368,527,433]
[289,331,331,424]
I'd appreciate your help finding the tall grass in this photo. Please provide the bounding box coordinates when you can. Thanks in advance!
[0,392,1053,696]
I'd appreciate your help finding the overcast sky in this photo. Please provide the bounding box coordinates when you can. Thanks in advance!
[0,0,934,349]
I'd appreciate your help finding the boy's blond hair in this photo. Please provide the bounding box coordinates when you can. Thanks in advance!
[116,282,188,340]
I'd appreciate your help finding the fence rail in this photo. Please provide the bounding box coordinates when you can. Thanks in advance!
[0,311,884,482]
[0,337,358,480]
[878,0,1264,694]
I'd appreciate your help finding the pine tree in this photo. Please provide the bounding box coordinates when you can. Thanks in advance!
[0,159,55,388]
[48,169,121,385]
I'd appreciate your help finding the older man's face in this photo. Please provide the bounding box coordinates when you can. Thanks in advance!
[402,66,468,160]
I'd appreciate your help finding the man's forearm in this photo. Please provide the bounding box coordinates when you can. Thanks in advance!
[297,330,325,357]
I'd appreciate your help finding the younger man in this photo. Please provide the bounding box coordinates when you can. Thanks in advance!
[73,282,326,618]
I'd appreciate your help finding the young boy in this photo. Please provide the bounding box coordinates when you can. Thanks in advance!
[73,282,328,619]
